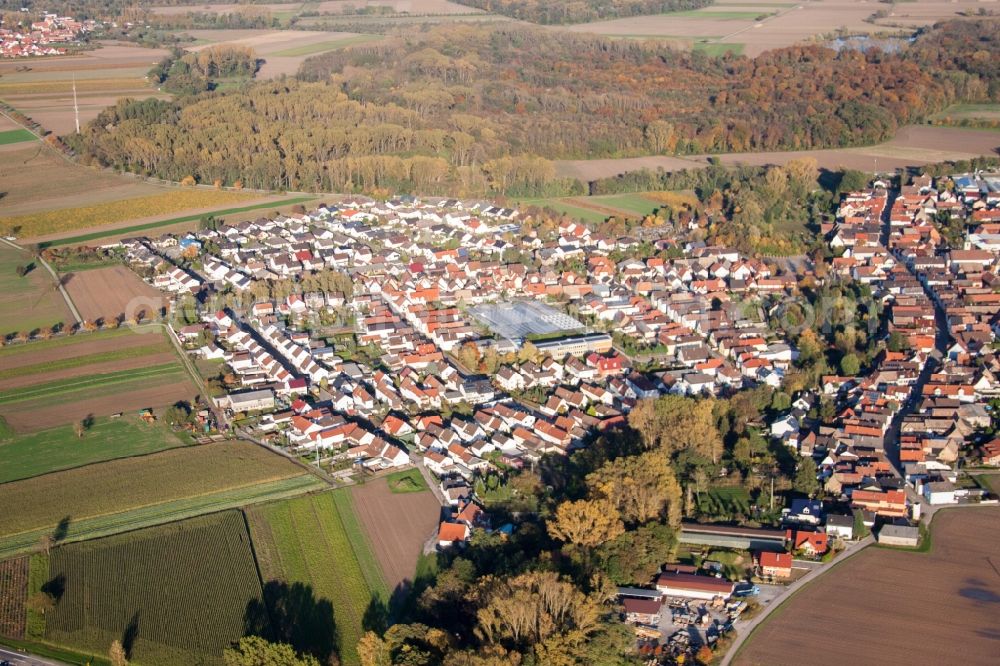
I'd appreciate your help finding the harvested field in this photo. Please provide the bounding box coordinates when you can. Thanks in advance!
[350,477,441,594]
[736,507,1000,666]
[0,556,28,639]
[0,241,72,334]
[0,328,160,370]
[45,511,265,666]
[181,29,384,79]
[0,145,166,219]
[0,188,260,238]
[63,265,166,323]
[563,0,988,57]
[0,441,305,540]
[0,43,169,134]
[154,0,484,16]
[555,125,1000,181]
[0,352,177,391]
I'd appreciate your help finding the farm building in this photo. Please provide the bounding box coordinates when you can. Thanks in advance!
[877,524,920,547]
[923,481,957,505]
[622,598,663,625]
[680,523,786,552]
[756,551,793,579]
[655,572,734,601]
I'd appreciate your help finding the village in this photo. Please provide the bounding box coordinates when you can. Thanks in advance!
[0,12,93,58]
[81,169,1000,663]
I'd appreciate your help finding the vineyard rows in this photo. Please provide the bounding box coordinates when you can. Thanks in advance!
[0,556,27,638]
[46,511,264,666]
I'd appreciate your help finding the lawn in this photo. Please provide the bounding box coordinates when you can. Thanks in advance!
[0,128,36,145]
[0,189,261,238]
[0,442,309,548]
[697,486,751,517]
[43,511,265,666]
[0,243,72,334]
[384,468,429,494]
[40,195,317,247]
[0,417,189,484]
[246,490,388,666]
[272,34,381,57]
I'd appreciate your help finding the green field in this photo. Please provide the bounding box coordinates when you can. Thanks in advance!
[0,129,36,145]
[0,442,313,551]
[272,34,382,57]
[519,198,609,224]
[588,193,663,216]
[0,339,170,382]
[0,363,187,406]
[694,41,745,56]
[0,417,189,484]
[40,196,317,248]
[43,511,265,666]
[246,491,388,666]
[384,468,429,494]
[0,242,71,333]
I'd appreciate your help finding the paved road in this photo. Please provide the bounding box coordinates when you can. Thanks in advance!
[0,646,66,666]
[719,535,874,666]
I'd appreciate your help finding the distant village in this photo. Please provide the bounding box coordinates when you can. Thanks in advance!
[0,12,93,58]
[89,169,1000,659]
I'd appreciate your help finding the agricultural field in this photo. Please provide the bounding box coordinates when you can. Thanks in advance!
[43,511,265,665]
[0,557,28,639]
[0,128,36,146]
[736,507,1000,665]
[0,188,261,239]
[0,441,309,550]
[0,242,72,334]
[350,476,441,594]
[521,191,694,222]
[563,0,990,57]
[181,29,384,79]
[929,103,1000,130]
[0,328,197,433]
[0,144,167,220]
[555,125,1000,181]
[62,265,166,323]
[0,416,189,484]
[245,490,388,665]
[0,43,169,135]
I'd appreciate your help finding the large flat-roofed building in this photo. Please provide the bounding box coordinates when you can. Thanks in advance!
[532,333,613,357]
[470,300,585,341]
[680,523,787,552]
[656,571,734,601]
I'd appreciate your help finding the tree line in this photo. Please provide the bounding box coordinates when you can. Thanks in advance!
[70,20,999,197]
[449,0,713,25]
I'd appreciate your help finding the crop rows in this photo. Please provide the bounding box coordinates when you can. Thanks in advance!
[246,492,386,665]
[46,511,264,665]
[0,556,28,638]
[0,363,183,405]
[0,341,171,382]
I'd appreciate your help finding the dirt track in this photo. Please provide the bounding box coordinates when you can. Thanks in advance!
[736,507,1000,666]
[63,265,166,322]
[350,477,441,594]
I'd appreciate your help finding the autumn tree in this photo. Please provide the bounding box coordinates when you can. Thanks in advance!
[628,395,723,463]
[547,498,623,547]
[586,449,682,526]
[109,640,128,666]
[223,637,320,666]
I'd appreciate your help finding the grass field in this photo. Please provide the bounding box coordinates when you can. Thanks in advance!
[519,197,609,224]
[697,486,751,516]
[0,442,308,547]
[693,41,745,56]
[384,468,428,494]
[38,195,317,247]
[0,189,261,238]
[44,511,265,666]
[272,34,381,56]
[0,242,72,334]
[0,417,189,484]
[0,129,36,145]
[246,490,388,666]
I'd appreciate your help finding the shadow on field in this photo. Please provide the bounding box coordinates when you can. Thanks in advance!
[41,574,65,602]
[244,581,337,663]
[122,611,140,658]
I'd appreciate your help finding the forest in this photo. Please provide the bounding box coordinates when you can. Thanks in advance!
[149,46,260,95]
[450,0,713,24]
[70,20,999,197]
